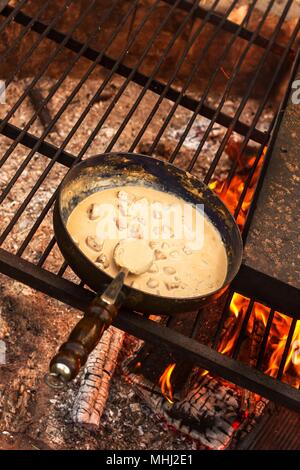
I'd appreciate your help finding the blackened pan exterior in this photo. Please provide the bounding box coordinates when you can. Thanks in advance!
[53,152,243,316]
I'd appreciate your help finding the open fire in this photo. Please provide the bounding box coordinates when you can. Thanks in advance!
[159,141,300,402]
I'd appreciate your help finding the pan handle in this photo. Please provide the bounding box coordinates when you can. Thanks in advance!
[45,271,126,389]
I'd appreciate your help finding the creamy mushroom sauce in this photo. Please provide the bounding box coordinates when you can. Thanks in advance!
[66,186,228,298]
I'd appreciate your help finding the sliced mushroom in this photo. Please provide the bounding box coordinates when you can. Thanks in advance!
[152,201,163,219]
[154,249,167,260]
[88,203,107,221]
[163,266,176,275]
[169,250,180,259]
[149,240,160,249]
[116,216,128,231]
[95,253,109,269]
[183,245,192,255]
[85,236,103,252]
[165,279,181,290]
[161,225,174,239]
[128,221,144,239]
[148,263,159,273]
[118,199,129,216]
[146,278,159,289]
[129,198,148,218]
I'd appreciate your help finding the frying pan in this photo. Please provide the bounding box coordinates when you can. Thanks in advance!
[46,152,243,388]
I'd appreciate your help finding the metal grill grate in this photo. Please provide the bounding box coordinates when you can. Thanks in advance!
[0,0,299,411]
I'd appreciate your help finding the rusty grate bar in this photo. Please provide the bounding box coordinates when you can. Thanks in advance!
[0,120,76,167]
[161,0,296,57]
[210,292,300,398]
[0,0,299,411]
[1,3,268,144]
[123,0,261,155]
[1,246,300,412]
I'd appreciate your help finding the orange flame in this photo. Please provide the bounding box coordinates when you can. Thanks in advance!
[159,144,299,402]
[218,299,300,388]
[218,293,250,356]
[209,147,266,229]
[265,314,300,386]
[159,363,176,403]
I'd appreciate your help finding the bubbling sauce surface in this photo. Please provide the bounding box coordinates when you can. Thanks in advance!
[66,186,228,298]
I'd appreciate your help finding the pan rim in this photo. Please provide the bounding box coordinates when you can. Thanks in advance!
[55,152,243,303]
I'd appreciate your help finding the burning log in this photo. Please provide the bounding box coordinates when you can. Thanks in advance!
[122,343,268,450]
[72,326,124,429]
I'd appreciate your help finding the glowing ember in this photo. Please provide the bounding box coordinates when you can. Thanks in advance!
[159,363,176,403]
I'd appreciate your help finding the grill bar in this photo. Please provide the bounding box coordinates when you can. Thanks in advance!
[0,0,74,130]
[0,0,299,411]
[106,0,224,153]
[0,0,27,36]
[256,309,275,370]
[1,5,267,144]
[277,317,297,381]
[231,27,300,219]
[161,0,295,57]
[167,0,275,170]
[0,0,52,69]
[212,289,235,348]
[36,237,56,268]
[129,0,246,155]
[232,299,254,359]
[0,0,97,173]
[0,120,76,167]
[0,0,144,246]
[203,0,297,184]
[6,0,189,259]
[1,246,299,412]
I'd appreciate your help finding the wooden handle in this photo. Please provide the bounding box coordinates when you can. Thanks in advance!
[47,298,118,387]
